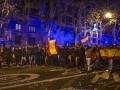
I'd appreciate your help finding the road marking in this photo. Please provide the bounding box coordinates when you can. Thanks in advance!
[0,73,39,86]
[0,72,99,90]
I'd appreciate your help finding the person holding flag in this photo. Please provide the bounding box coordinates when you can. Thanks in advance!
[47,28,58,65]
[48,40,57,55]
[81,36,89,44]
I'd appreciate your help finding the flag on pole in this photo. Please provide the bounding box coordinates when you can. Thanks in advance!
[48,40,57,55]
[81,36,89,43]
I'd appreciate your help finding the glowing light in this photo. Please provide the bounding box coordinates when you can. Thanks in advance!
[92,23,99,31]
[104,12,112,19]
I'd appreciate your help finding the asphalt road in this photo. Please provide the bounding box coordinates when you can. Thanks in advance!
[0,65,120,90]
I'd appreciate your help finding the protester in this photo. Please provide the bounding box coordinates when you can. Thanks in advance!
[0,44,119,74]
[21,47,26,65]
[14,47,22,66]
[85,46,93,72]
[5,47,12,66]
[79,44,86,71]
[0,55,2,68]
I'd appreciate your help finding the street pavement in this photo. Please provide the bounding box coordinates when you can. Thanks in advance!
[0,65,120,90]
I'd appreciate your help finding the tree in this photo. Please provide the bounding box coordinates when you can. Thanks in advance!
[86,9,102,24]
[84,0,117,32]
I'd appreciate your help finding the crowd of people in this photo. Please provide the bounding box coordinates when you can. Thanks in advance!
[0,44,116,72]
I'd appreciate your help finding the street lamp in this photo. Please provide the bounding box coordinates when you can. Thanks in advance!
[104,12,117,45]
[104,12,112,19]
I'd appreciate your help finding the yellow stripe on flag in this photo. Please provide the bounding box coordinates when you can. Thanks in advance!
[48,40,57,55]
[81,36,88,43]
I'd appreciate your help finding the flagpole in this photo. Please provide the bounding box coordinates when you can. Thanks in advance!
[48,29,50,41]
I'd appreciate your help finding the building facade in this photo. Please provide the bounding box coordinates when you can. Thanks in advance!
[1,0,116,47]
[0,0,85,47]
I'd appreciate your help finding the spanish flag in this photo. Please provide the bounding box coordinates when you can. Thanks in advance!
[48,40,57,55]
[81,36,89,43]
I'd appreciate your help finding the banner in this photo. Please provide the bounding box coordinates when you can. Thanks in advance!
[48,40,57,55]
[81,36,88,43]
[99,47,120,59]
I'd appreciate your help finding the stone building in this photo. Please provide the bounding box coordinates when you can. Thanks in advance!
[0,0,84,47]
[0,0,111,47]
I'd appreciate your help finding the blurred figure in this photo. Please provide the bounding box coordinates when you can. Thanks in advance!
[31,47,36,65]
[93,46,101,70]
[0,55,2,68]
[5,47,12,66]
[28,47,33,65]
[15,47,22,66]
[79,44,86,71]
[12,47,15,65]
[35,47,41,65]
[64,46,69,67]
[75,45,80,69]
[85,46,94,72]
[21,47,27,65]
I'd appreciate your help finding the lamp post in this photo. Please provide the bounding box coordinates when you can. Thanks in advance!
[104,12,119,72]
[104,12,117,45]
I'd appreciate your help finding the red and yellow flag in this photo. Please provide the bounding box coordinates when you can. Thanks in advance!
[81,36,89,43]
[48,40,57,55]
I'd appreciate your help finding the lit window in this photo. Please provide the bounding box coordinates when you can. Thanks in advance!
[29,25,36,32]
[0,23,2,28]
[16,24,21,31]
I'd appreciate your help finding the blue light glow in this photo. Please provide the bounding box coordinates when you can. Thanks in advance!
[117,31,120,45]
[101,34,114,46]
[6,17,120,46]
[8,19,16,30]
[48,21,74,46]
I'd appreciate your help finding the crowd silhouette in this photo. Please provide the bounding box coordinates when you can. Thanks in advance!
[0,44,119,72]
